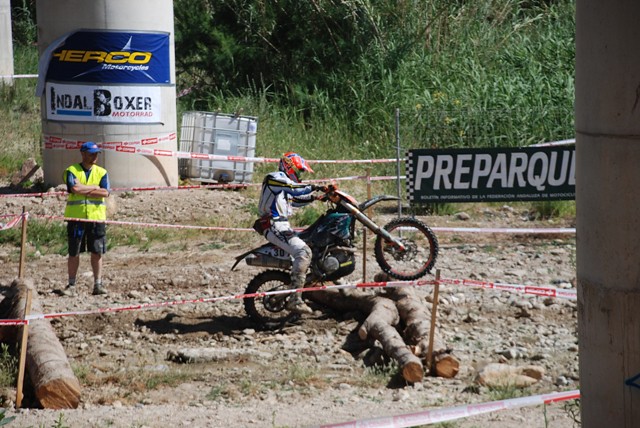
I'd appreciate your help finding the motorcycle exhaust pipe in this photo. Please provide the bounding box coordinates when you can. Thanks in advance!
[245,254,293,270]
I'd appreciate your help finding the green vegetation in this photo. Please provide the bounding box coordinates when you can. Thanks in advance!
[487,383,529,401]
[358,361,400,387]
[0,343,17,388]
[0,409,15,427]
[2,0,576,217]
[3,0,575,166]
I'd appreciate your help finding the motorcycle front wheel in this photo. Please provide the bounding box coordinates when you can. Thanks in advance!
[243,270,299,328]
[374,217,439,280]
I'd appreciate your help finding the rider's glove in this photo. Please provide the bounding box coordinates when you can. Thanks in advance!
[311,184,327,192]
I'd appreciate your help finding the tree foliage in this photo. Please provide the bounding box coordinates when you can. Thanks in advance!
[8,0,576,148]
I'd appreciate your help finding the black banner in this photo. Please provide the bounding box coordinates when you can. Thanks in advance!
[407,146,575,204]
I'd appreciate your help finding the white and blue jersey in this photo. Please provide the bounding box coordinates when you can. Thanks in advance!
[258,171,315,219]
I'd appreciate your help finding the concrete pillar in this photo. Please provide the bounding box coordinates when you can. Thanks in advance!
[0,0,14,84]
[36,0,178,188]
[576,1,640,426]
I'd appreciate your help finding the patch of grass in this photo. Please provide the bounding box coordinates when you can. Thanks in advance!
[282,363,319,386]
[0,218,66,256]
[357,361,399,388]
[531,200,576,219]
[79,366,194,399]
[50,413,70,428]
[72,364,89,383]
[480,244,498,253]
[143,371,190,390]
[206,383,231,401]
[0,409,16,426]
[0,344,17,388]
[201,242,224,251]
[291,204,323,226]
[487,383,528,401]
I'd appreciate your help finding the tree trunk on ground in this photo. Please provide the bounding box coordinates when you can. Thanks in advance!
[389,287,460,378]
[358,294,424,383]
[0,278,81,409]
[307,285,457,383]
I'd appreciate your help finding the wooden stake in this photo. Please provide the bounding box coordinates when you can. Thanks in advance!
[362,169,372,281]
[18,207,27,279]
[16,288,32,408]
[426,269,441,374]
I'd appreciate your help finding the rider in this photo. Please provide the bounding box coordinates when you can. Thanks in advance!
[258,151,322,314]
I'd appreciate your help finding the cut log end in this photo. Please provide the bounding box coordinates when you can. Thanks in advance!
[401,361,424,383]
[432,354,460,379]
[36,378,81,409]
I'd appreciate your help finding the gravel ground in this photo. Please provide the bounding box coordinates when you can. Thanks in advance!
[0,184,579,428]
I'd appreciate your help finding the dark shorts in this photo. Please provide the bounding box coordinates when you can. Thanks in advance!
[67,221,107,256]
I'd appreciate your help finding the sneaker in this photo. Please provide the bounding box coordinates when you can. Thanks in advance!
[285,294,313,314]
[56,284,76,297]
[92,284,108,295]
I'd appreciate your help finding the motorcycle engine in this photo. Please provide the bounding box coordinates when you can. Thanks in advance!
[321,256,340,274]
[314,248,356,281]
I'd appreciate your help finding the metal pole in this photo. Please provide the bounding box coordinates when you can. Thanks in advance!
[395,108,402,217]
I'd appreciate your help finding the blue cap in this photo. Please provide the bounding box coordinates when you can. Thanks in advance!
[80,141,101,154]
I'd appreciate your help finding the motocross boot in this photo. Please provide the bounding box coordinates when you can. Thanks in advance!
[286,274,313,314]
[286,293,313,314]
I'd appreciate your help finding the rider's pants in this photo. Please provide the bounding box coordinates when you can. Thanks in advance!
[265,220,311,289]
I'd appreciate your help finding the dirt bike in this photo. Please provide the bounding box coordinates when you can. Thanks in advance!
[232,184,438,327]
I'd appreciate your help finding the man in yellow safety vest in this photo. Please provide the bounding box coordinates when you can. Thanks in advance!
[61,141,111,296]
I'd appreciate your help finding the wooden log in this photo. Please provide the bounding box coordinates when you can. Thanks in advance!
[359,297,424,383]
[389,286,460,378]
[1,279,81,409]
[308,288,424,383]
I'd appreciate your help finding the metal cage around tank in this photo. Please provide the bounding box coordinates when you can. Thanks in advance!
[178,111,258,184]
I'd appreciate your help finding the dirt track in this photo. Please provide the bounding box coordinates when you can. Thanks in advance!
[0,184,579,427]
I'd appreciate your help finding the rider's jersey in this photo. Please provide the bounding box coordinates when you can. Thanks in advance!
[258,171,315,219]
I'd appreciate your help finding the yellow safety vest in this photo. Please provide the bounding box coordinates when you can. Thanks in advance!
[63,163,108,220]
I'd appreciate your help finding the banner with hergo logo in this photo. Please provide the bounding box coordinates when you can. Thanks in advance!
[40,30,170,85]
[45,83,162,123]
[406,146,575,204]
[36,30,171,124]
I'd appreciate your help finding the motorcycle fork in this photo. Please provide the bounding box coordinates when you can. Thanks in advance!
[339,201,406,251]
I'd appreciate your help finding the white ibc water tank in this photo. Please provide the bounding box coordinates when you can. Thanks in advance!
[179,111,258,184]
[36,0,178,188]
[0,0,13,85]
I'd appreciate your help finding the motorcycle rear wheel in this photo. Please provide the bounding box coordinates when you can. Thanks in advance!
[243,270,299,328]
[374,217,439,280]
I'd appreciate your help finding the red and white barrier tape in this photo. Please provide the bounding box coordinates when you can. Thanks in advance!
[0,174,400,200]
[44,136,396,165]
[2,275,575,326]
[438,277,576,300]
[27,213,576,237]
[318,389,580,428]
[0,319,28,326]
[0,213,26,231]
[44,134,177,150]
[431,226,575,234]
[33,215,255,232]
